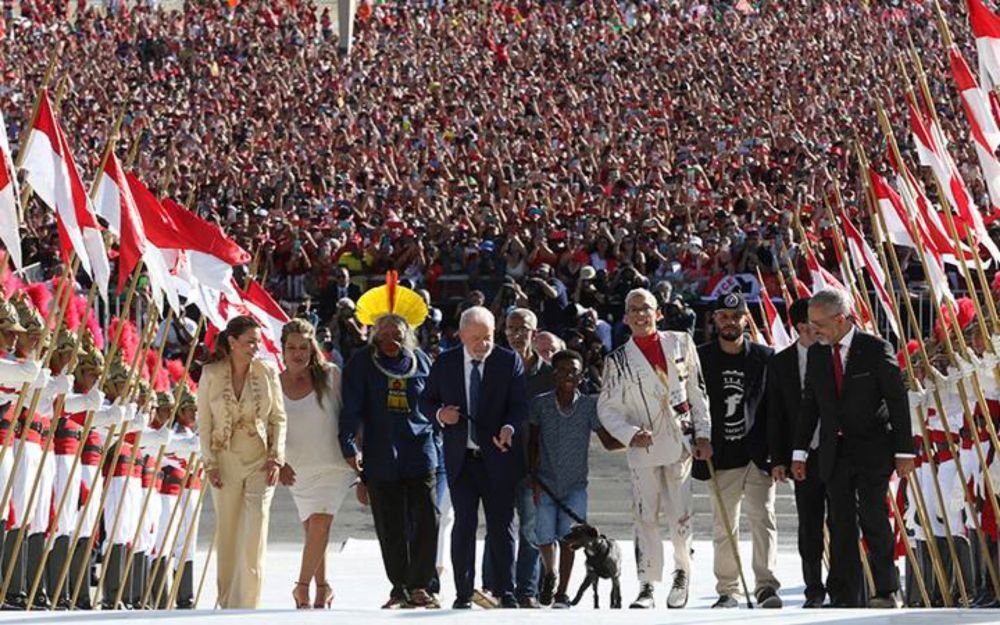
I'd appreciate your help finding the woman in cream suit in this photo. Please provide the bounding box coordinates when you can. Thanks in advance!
[197,315,287,609]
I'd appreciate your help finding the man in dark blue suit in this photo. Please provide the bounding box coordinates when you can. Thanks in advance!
[420,306,529,609]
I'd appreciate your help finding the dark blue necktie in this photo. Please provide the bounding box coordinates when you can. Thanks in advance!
[469,360,482,446]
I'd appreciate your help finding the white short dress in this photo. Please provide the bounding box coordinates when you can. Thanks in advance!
[283,366,357,522]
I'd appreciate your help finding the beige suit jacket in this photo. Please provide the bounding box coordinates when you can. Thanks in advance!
[196,358,287,470]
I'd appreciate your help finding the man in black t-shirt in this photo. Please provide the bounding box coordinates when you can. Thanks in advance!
[696,292,780,609]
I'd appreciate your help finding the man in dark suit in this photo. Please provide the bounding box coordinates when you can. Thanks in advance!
[767,298,827,608]
[420,306,528,609]
[696,292,779,609]
[791,288,914,609]
[319,267,362,324]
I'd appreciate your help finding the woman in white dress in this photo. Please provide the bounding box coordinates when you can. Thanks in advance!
[278,319,357,609]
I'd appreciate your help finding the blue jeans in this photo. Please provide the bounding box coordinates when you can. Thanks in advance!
[481,477,540,599]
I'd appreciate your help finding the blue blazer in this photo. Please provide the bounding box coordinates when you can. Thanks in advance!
[419,345,528,487]
[339,346,437,482]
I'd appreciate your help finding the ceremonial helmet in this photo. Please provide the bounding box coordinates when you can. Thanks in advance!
[12,293,44,336]
[74,343,105,376]
[355,271,429,328]
[156,391,175,409]
[103,353,131,396]
[177,385,196,411]
[0,292,25,334]
[54,326,83,356]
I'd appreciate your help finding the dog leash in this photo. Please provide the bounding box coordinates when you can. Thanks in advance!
[531,472,588,525]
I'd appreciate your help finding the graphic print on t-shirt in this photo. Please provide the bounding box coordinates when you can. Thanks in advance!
[721,368,745,441]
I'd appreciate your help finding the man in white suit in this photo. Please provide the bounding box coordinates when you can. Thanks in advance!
[598,288,712,609]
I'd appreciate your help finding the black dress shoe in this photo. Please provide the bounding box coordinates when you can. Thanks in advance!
[803,596,825,608]
[499,594,519,609]
[452,598,473,609]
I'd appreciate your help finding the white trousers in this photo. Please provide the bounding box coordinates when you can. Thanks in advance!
[53,454,82,536]
[78,464,103,538]
[10,441,40,529]
[629,456,694,583]
[153,493,179,559]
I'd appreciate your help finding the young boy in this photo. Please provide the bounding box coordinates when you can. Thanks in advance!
[528,349,621,608]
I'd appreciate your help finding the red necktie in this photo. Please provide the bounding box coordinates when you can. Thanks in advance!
[832,343,844,398]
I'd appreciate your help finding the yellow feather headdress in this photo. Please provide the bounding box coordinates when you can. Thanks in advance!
[355,271,429,329]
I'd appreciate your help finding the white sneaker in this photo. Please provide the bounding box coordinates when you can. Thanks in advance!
[667,570,688,608]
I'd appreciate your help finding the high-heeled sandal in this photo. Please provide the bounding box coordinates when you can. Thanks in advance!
[314,582,334,609]
[293,582,311,609]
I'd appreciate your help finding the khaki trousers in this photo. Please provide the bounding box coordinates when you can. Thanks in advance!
[212,430,275,609]
[630,456,694,583]
[711,463,779,595]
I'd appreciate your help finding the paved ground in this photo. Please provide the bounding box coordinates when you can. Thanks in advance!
[194,441,801,549]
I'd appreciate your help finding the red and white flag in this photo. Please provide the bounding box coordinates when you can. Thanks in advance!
[908,99,1000,262]
[967,0,1000,90]
[884,151,970,264]
[19,90,109,300]
[0,110,20,270]
[130,180,249,300]
[839,208,902,341]
[94,154,179,314]
[759,281,792,350]
[804,245,848,295]
[238,278,290,358]
[868,167,956,304]
[949,44,1000,224]
[209,279,287,366]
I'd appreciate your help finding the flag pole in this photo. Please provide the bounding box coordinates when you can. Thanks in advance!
[86,306,160,608]
[153,458,200,608]
[902,43,1000,591]
[47,289,154,609]
[0,71,80,518]
[166,474,207,611]
[22,101,134,610]
[113,304,180,609]
[24,280,99,609]
[856,138,953,603]
[823,183,882,337]
[0,263,80,603]
[753,267,775,345]
[874,103,991,603]
[141,315,204,607]
[193,531,215,609]
[143,453,196,609]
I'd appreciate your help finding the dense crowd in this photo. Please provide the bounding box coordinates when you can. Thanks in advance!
[3,0,1000,370]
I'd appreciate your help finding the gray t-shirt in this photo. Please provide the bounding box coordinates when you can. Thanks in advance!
[529,392,600,499]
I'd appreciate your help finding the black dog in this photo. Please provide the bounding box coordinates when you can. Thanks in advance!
[564,523,622,609]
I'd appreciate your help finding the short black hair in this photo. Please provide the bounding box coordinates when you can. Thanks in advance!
[551,349,584,370]
[789,297,811,326]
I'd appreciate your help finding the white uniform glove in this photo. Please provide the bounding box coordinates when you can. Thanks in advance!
[140,428,172,451]
[0,358,41,387]
[125,406,148,434]
[166,432,200,456]
[92,403,125,428]
[28,367,51,392]
[908,389,927,432]
[63,387,105,415]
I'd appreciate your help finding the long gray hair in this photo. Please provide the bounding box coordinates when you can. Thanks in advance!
[369,314,419,353]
